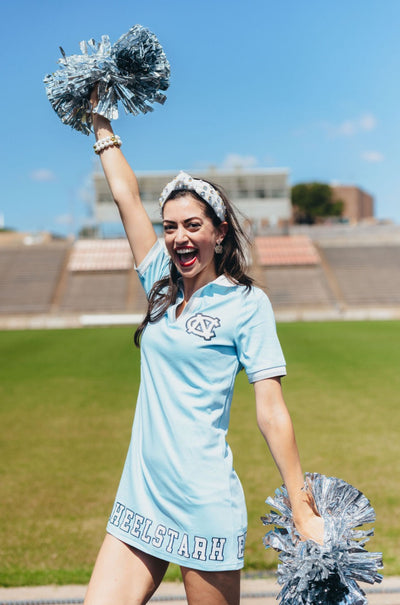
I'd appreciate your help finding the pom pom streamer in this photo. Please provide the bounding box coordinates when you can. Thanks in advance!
[262,473,383,605]
[44,25,170,135]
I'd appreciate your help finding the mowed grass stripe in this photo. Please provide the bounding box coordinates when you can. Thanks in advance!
[0,321,398,585]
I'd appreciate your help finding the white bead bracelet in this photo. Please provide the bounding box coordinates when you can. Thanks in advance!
[93,135,122,154]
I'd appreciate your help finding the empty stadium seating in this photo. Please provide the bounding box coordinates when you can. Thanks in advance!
[1,231,400,324]
[259,266,336,308]
[59,272,131,312]
[253,236,336,309]
[59,239,139,313]
[319,244,400,306]
[67,239,133,271]
[254,235,320,266]
[0,244,69,313]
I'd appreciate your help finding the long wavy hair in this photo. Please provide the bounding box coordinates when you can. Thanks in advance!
[134,180,253,347]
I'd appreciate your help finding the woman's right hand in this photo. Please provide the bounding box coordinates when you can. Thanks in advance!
[90,85,113,136]
[90,85,99,112]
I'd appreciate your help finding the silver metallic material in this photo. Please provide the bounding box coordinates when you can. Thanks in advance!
[262,473,383,604]
[44,25,170,135]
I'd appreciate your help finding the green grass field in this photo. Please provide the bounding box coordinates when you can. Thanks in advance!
[0,321,399,586]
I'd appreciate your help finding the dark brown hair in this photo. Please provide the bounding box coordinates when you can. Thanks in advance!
[134,181,253,347]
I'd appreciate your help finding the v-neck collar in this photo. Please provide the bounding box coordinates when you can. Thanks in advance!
[169,274,237,322]
[177,273,237,295]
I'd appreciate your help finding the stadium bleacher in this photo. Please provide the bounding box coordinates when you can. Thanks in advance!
[60,272,131,313]
[258,266,336,309]
[0,243,69,314]
[254,235,320,266]
[253,235,336,310]
[59,239,136,313]
[67,239,133,271]
[1,228,400,327]
[318,244,400,306]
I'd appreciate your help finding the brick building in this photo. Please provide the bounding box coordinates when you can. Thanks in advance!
[331,185,374,222]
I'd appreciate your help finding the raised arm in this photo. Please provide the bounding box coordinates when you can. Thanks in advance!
[91,94,157,266]
[254,377,324,544]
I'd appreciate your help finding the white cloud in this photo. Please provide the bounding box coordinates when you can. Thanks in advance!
[30,169,56,182]
[359,113,377,131]
[361,150,384,163]
[221,153,258,170]
[324,112,377,138]
[55,213,74,225]
[336,120,357,136]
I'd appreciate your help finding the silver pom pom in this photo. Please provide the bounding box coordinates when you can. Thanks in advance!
[262,473,383,604]
[44,25,170,135]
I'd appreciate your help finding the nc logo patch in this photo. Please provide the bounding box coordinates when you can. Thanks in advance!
[186,313,221,341]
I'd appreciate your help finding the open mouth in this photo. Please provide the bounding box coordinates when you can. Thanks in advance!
[175,247,198,267]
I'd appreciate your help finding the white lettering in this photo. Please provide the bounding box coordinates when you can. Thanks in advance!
[110,502,125,527]
[166,529,179,553]
[120,508,135,533]
[152,524,166,548]
[192,536,208,561]
[131,513,144,538]
[141,518,153,544]
[237,533,246,559]
[109,502,233,565]
[209,537,226,561]
[177,533,190,559]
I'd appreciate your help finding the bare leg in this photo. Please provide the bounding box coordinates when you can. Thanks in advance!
[181,567,240,605]
[84,533,169,605]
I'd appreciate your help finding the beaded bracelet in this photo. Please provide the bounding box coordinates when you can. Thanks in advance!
[93,135,122,154]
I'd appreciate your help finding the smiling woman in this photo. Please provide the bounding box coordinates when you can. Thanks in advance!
[163,195,223,280]
[133,181,252,340]
[78,89,324,605]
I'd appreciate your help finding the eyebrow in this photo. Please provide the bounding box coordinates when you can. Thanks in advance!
[162,216,203,224]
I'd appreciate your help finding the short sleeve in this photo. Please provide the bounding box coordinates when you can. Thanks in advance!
[235,287,286,383]
[136,240,170,297]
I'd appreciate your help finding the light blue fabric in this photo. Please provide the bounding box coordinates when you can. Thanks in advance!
[107,240,286,570]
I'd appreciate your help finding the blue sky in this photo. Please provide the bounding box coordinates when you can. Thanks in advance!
[1,0,399,235]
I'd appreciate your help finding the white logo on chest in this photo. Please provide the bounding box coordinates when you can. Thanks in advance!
[185,313,221,341]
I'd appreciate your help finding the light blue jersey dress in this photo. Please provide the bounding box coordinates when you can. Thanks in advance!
[107,241,286,571]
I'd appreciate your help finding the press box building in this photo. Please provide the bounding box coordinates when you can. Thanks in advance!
[93,167,292,234]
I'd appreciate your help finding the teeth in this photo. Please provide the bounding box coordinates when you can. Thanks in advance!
[176,248,195,255]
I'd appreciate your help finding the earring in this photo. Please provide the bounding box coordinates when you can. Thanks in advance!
[215,242,223,254]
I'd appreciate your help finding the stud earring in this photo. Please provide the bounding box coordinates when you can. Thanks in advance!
[215,242,223,254]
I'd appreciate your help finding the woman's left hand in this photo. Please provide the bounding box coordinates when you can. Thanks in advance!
[294,510,325,545]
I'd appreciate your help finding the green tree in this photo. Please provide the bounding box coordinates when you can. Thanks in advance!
[78,225,99,238]
[291,182,343,224]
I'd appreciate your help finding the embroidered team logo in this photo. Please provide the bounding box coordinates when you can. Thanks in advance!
[186,313,221,341]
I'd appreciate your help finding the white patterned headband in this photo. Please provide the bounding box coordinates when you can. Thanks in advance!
[159,171,226,222]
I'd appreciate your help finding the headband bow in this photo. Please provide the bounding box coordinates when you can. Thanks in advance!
[159,171,226,222]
